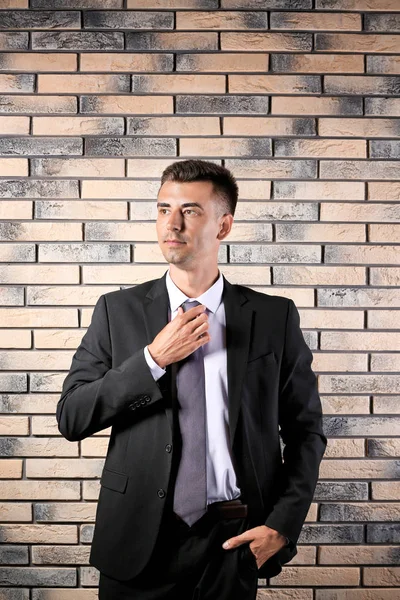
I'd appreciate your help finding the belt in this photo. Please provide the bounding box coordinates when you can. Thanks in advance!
[173,498,247,522]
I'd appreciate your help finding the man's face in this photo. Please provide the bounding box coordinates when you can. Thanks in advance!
[156,180,230,268]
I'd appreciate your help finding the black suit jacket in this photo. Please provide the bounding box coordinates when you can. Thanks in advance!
[57,271,327,581]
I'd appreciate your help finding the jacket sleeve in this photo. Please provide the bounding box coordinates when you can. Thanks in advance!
[56,294,165,442]
[264,298,327,547]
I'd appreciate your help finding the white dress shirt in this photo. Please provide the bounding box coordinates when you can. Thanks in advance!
[143,268,241,505]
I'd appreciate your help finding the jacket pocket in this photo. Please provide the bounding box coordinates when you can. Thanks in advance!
[246,351,275,372]
[100,467,128,493]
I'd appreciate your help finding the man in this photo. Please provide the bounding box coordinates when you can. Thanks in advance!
[57,159,327,600]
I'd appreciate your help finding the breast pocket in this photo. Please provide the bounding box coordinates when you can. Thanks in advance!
[100,467,128,494]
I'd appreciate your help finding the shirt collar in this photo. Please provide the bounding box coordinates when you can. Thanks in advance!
[166,268,223,314]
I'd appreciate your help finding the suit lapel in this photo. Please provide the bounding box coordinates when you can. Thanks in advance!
[222,275,253,452]
[141,271,254,451]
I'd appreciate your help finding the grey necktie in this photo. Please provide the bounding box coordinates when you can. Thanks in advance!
[173,299,207,526]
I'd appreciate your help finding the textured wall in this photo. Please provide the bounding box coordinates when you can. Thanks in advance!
[0,1,399,598]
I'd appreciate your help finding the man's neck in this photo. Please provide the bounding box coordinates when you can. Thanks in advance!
[168,265,220,298]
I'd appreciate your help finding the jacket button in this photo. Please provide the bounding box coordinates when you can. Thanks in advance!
[140,398,146,405]
[157,489,165,498]
[165,444,172,453]
[143,395,151,402]
[129,404,136,410]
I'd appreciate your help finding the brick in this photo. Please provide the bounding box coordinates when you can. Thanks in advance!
[0,308,76,327]
[271,566,360,586]
[32,545,90,564]
[317,590,400,600]
[26,459,103,479]
[0,158,27,176]
[372,482,400,500]
[322,331,400,350]
[326,244,400,264]
[365,13,400,31]
[275,139,365,158]
[365,98,400,116]
[0,546,28,564]
[0,33,28,51]
[32,31,124,50]
[176,10,268,29]
[0,117,29,134]
[314,481,368,501]
[369,182,400,199]
[83,10,173,29]
[229,74,321,94]
[35,0,123,4]
[271,96,362,115]
[364,567,400,585]
[230,244,320,264]
[367,56,400,74]
[0,222,81,242]
[371,140,400,158]
[0,417,28,435]
[128,116,220,135]
[176,94,268,114]
[320,502,400,521]
[320,459,400,479]
[85,137,175,157]
[177,52,269,72]
[85,222,156,241]
[0,11,79,29]
[323,439,364,458]
[132,74,225,93]
[324,417,400,436]
[0,437,77,457]
[35,200,127,220]
[372,354,400,371]
[321,396,369,414]
[373,396,400,413]
[222,0,312,6]
[126,32,218,50]
[224,117,316,136]
[325,75,400,95]
[275,181,364,200]
[222,32,312,51]
[319,545,400,565]
[0,394,55,414]
[270,12,361,31]
[82,180,159,199]
[370,268,400,285]
[0,52,76,72]
[38,243,130,263]
[34,503,95,522]
[273,266,365,285]
[0,373,27,394]
[319,118,400,137]
[38,74,130,93]
[0,266,79,284]
[0,137,82,156]
[0,74,34,93]
[316,34,400,53]
[276,224,365,242]
[0,566,76,586]
[0,201,31,219]
[320,161,400,180]
[80,52,173,72]
[234,202,317,222]
[180,137,272,157]
[0,95,77,114]
[31,158,125,177]
[224,159,317,178]
[0,329,30,348]
[0,179,78,198]
[81,95,173,114]
[271,53,364,73]
[316,0,400,8]
[368,438,400,457]
[0,244,35,263]
[298,309,364,329]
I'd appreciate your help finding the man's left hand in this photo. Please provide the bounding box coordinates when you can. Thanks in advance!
[222,525,287,569]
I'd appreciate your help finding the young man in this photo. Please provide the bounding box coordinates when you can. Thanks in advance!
[57,159,327,600]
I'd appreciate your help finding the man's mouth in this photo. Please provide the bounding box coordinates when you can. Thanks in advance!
[165,240,186,245]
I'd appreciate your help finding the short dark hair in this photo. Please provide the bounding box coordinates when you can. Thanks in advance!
[159,159,239,217]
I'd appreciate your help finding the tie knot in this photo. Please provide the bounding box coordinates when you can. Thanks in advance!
[181,299,202,312]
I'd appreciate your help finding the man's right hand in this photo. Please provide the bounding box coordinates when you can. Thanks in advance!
[147,304,210,369]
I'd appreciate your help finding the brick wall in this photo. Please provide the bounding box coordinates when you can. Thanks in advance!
[0,1,399,598]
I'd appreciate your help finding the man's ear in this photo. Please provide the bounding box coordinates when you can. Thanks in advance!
[217,214,233,241]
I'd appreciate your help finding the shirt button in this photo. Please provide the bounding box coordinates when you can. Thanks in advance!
[165,444,172,453]
[157,489,165,498]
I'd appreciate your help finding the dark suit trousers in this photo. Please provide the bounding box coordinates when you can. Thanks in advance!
[98,508,259,600]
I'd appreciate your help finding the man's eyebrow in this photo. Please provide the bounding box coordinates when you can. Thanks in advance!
[156,202,204,210]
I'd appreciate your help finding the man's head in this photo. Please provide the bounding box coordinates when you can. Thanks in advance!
[156,159,238,270]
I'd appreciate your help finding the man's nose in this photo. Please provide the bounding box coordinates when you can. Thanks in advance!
[166,213,182,230]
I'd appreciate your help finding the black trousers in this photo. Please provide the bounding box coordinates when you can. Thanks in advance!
[98,508,259,600]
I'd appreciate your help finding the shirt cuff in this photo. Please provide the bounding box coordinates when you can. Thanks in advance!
[144,346,166,381]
